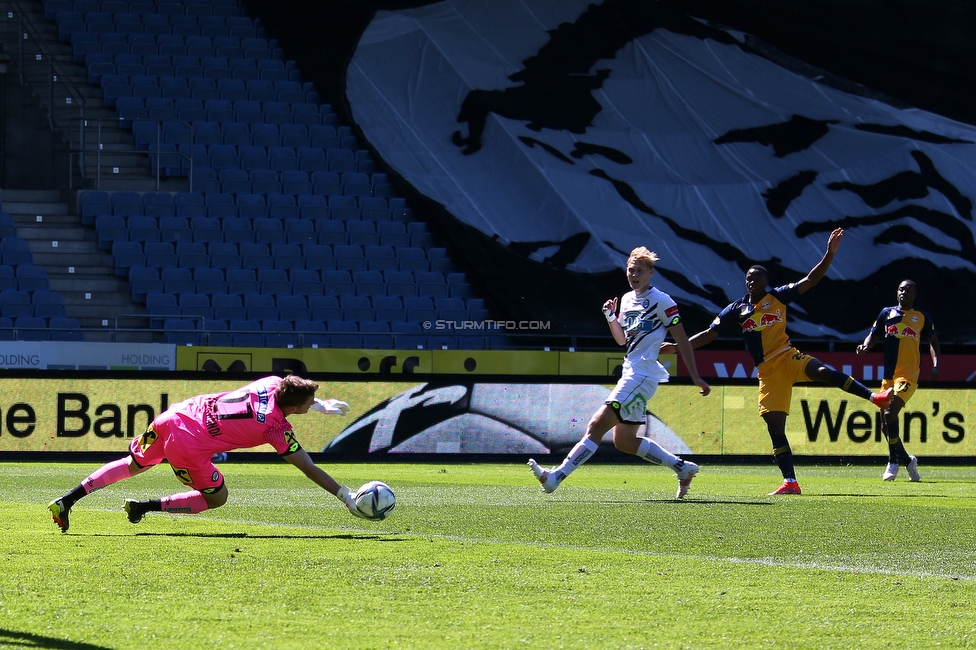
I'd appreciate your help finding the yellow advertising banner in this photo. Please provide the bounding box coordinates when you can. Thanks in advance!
[0,377,414,453]
[175,346,655,377]
[0,377,971,457]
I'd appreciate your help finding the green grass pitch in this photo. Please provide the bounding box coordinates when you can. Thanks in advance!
[2,461,975,649]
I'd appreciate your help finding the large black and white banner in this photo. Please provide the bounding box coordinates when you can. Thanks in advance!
[343,0,976,341]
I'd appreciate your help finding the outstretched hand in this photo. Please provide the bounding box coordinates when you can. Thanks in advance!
[311,398,351,415]
[695,378,711,396]
[826,228,844,254]
[337,485,367,518]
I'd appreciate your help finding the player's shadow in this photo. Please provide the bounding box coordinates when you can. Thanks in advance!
[138,532,406,541]
[586,498,773,506]
[641,498,774,505]
[91,532,405,541]
[819,493,953,499]
[0,627,110,649]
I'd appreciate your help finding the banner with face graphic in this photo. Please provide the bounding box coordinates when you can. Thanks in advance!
[344,0,976,341]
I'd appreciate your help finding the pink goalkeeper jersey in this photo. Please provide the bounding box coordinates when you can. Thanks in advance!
[163,376,299,458]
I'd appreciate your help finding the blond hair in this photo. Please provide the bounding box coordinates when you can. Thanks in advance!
[628,246,660,270]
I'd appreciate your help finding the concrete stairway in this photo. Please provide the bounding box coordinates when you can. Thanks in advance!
[2,187,155,342]
[1,1,188,192]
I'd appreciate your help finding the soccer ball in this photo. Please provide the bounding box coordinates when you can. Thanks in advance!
[354,481,396,520]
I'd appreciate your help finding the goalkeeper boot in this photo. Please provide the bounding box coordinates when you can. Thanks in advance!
[768,479,802,495]
[675,461,699,499]
[906,456,921,482]
[48,498,70,533]
[527,459,563,493]
[124,499,147,524]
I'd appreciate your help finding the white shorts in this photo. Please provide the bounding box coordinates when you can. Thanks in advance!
[605,366,660,424]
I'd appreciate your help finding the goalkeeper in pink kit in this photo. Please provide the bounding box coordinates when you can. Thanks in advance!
[48,375,367,532]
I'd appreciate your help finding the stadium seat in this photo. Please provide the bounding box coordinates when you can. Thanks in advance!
[263,319,297,347]
[392,321,425,350]
[361,321,393,349]
[112,240,145,275]
[213,294,245,322]
[229,318,265,347]
[194,267,227,294]
[49,316,84,341]
[227,268,259,294]
[14,316,51,341]
[289,268,322,295]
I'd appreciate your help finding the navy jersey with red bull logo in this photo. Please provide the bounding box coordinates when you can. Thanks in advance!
[709,283,798,367]
[869,306,935,382]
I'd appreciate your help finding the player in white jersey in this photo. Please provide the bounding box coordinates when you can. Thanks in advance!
[528,247,710,498]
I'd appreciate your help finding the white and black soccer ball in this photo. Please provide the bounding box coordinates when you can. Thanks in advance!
[354,481,396,520]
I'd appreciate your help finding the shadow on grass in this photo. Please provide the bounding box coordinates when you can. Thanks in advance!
[818,493,954,498]
[87,532,407,541]
[0,627,109,649]
[581,498,774,506]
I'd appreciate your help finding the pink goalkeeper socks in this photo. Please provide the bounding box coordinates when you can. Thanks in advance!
[82,458,132,494]
[160,491,210,514]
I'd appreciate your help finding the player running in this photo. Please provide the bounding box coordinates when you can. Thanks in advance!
[668,229,893,495]
[528,246,710,499]
[856,279,940,481]
[48,375,365,532]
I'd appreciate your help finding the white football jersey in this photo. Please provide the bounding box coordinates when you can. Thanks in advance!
[617,286,681,381]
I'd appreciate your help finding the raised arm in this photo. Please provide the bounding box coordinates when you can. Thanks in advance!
[602,297,627,346]
[661,325,719,356]
[796,228,844,295]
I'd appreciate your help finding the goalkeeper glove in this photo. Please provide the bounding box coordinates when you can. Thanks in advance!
[311,398,350,415]
[336,485,366,518]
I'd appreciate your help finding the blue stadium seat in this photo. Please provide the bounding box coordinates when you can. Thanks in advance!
[49,316,84,342]
[227,268,259,294]
[32,289,65,319]
[210,240,244,269]
[327,320,361,349]
[15,316,51,341]
[213,294,245,321]
[309,295,340,322]
[290,268,322,295]
[277,294,309,321]
[263,319,297,347]
[16,265,50,292]
[229,319,265,347]
[391,321,425,350]
[361,321,393,349]
[194,267,227,295]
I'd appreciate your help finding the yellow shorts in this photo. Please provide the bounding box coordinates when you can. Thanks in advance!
[880,377,916,405]
[757,348,813,416]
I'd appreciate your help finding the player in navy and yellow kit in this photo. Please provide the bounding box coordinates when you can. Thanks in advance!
[671,228,893,495]
[856,279,940,482]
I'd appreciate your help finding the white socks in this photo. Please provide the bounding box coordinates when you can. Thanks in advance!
[552,437,599,478]
[636,437,679,469]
